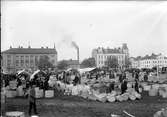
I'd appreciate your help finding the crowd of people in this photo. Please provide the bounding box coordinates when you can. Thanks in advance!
[1,68,153,95]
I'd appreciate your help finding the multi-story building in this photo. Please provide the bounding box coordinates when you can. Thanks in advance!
[92,43,129,68]
[131,54,167,69]
[1,46,57,73]
[130,57,141,68]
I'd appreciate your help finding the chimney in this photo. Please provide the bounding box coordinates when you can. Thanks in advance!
[10,46,12,49]
[77,48,79,64]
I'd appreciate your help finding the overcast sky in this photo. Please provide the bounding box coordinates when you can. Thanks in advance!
[1,1,167,61]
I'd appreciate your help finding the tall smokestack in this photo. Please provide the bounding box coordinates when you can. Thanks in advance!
[71,41,79,65]
[77,48,79,64]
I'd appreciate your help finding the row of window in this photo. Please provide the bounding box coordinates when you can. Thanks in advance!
[14,55,55,58]
[98,55,123,60]
[16,62,34,67]
[16,59,35,66]
[6,54,55,59]
[98,60,124,65]
[141,60,167,64]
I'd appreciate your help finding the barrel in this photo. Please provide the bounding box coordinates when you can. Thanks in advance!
[149,89,158,96]
[143,85,151,91]
[36,89,44,98]
[111,114,121,117]
[152,84,160,90]
[6,111,24,117]
[16,86,24,97]
[129,95,136,100]
[116,95,124,102]
[162,92,167,98]
[134,92,141,99]
[107,96,116,102]
[99,96,107,102]
[6,90,17,98]
[31,115,39,117]
[35,87,39,92]
[45,90,54,98]
[9,80,18,90]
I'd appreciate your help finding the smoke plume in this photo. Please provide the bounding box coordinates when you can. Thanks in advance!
[59,34,79,50]
[71,41,79,50]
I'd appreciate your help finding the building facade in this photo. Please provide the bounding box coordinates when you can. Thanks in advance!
[131,54,167,69]
[66,59,80,69]
[1,46,57,73]
[92,43,129,68]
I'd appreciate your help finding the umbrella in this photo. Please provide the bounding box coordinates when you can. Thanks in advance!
[30,70,47,80]
[30,70,40,80]
[17,69,25,75]
[17,69,31,76]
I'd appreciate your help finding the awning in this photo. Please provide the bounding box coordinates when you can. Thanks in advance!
[78,67,96,74]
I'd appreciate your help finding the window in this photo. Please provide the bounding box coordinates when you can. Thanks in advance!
[30,55,34,63]
[7,55,11,58]
[16,60,19,66]
[21,61,24,66]
[30,60,34,63]
[52,60,55,64]
[51,55,55,57]
[7,60,11,66]
[21,56,24,60]
[25,59,29,66]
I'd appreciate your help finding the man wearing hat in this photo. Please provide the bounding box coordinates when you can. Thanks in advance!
[28,83,38,115]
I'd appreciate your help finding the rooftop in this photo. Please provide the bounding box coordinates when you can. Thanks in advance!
[132,53,166,61]
[93,43,128,54]
[94,47,123,54]
[2,47,57,54]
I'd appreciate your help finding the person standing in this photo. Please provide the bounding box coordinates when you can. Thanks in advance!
[28,84,38,116]
[135,72,139,80]
[108,82,115,93]
[134,79,139,93]
[121,79,127,94]
[144,72,148,82]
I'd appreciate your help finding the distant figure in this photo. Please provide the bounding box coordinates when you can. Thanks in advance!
[119,73,123,83]
[121,79,127,94]
[122,72,126,80]
[144,73,148,82]
[132,71,135,78]
[28,84,38,115]
[73,74,80,86]
[108,82,115,93]
[135,72,139,80]
[135,80,139,93]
